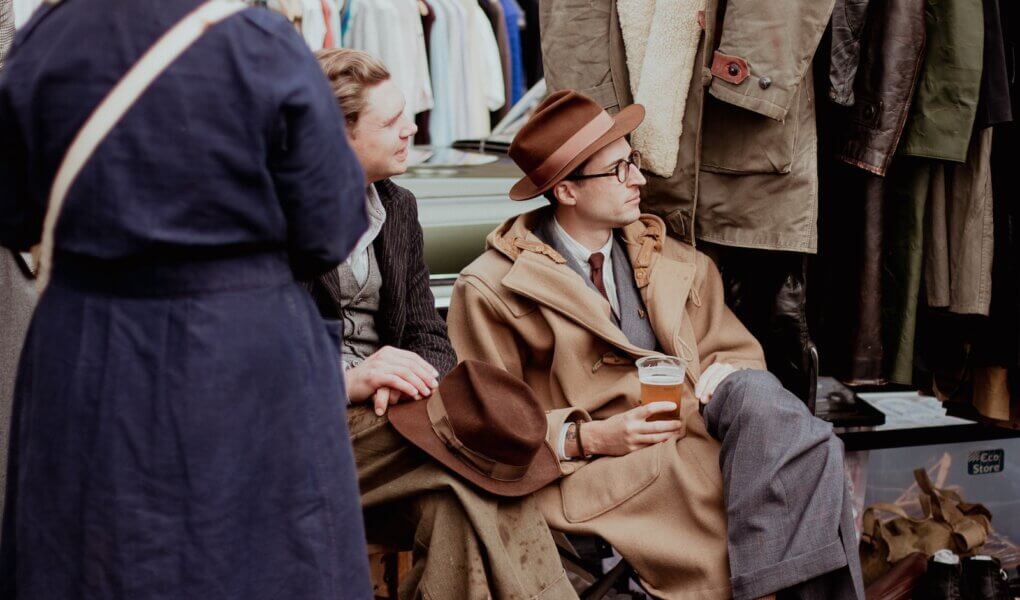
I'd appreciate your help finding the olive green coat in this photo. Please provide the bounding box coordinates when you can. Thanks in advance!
[540,0,834,253]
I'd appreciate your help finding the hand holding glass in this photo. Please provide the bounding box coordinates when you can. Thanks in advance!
[636,355,687,424]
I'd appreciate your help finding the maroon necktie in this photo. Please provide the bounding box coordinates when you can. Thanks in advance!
[588,252,608,300]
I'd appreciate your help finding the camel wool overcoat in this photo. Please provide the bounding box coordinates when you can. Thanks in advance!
[447,209,765,598]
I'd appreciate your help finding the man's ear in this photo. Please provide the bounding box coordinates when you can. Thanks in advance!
[345,120,359,143]
[553,181,578,207]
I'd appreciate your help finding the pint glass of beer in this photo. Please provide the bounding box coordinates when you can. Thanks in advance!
[636,355,687,423]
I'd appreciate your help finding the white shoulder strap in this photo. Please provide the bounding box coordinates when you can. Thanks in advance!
[36,0,246,290]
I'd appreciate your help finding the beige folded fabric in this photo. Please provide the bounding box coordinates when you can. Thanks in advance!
[617,0,704,177]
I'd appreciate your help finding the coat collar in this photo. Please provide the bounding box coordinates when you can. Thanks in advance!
[487,208,698,362]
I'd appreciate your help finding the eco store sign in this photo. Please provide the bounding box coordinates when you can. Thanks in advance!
[967,450,1004,475]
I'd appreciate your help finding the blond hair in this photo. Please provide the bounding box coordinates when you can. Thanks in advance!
[315,49,391,126]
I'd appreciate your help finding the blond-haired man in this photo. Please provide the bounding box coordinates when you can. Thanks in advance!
[305,49,577,600]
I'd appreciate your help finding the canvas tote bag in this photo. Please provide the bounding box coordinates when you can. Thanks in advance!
[35,0,247,291]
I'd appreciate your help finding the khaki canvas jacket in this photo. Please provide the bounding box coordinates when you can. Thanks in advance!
[447,209,766,597]
[540,0,834,253]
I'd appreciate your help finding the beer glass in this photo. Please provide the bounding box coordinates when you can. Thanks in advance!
[636,355,687,422]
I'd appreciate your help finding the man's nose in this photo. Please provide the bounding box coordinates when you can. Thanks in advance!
[403,119,418,139]
[631,163,647,187]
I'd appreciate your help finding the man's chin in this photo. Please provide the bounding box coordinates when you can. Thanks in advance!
[622,207,642,224]
[385,161,408,178]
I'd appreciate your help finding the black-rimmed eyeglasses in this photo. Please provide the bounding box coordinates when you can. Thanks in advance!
[566,151,642,184]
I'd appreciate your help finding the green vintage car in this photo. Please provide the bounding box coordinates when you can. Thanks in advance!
[396,148,546,310]
[395,83,548,310]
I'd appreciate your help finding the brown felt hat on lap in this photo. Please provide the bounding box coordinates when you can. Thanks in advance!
[508,89,645,201]
[387,360,561,497]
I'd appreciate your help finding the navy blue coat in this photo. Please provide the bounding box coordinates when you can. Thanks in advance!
[0,1,372,598]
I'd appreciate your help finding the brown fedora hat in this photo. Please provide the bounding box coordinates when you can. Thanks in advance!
[508,89,645,201]
[387,360,560,497]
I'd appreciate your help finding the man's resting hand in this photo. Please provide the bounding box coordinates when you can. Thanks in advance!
[694,363,738,406]
[345,346,440,415]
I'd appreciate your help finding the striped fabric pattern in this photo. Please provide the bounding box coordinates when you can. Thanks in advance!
[0,0,14,69]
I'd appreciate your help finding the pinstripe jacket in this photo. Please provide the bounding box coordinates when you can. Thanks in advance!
[0,0,14,69]
[304,179,457,377]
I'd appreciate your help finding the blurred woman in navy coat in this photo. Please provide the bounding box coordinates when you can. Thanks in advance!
[0,1,372,598]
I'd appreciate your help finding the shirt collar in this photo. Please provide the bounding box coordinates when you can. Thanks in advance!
[552,217,614,265]
[346,183,387,264]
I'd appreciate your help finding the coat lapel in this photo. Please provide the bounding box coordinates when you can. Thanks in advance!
[318,265,345,310]
[374,180,405,344]
[501,252,654,358]
[611,234,656,350]
[619,231,700,375]
[531,213,618,322]
[494,211,699,365]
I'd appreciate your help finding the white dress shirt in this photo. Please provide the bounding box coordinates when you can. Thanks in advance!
[345,184,387,286]
[552,218,620,319]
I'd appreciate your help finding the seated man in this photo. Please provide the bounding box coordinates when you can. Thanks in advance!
[305,49,577,600]
[447,90,865,600]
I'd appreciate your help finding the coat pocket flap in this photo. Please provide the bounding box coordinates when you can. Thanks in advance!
[582,80,622,112]
[560,440,666,523]
[700,82,804,175]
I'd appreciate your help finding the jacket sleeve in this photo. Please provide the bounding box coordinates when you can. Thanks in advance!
[394,189,457,378]
[828,0,871,106]
[448,274,589,474]
[690,253,766,374]
[265,20,367,280]
[708,0,835,121]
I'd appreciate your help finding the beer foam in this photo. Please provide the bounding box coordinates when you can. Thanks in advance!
[638,366,684,385]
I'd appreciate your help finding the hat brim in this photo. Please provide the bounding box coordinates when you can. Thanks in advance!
[387,391,562,497]
[509,103,645,201]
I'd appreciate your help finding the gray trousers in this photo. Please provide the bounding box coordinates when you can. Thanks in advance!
[705,370,866,600]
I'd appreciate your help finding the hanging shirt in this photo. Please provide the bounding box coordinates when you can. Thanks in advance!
[460,0,487,137]
[472,2,504,114]
[344,0,432,116]
[428,0,471,144]
[299,0,327,49]
[321,0,335,48]
[426,0,455,145]
[499,0,525,104]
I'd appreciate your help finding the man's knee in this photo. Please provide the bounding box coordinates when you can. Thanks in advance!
[714,369,788,415]
[719,369,784,398]
[709,369,816,435]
